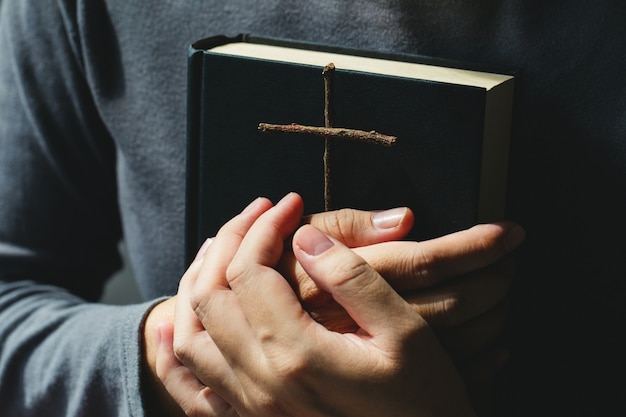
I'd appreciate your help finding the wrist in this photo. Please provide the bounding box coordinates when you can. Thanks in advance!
[143,298,176,376]
[140,297,184,416]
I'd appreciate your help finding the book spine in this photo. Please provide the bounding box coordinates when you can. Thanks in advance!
[184,45,205,267]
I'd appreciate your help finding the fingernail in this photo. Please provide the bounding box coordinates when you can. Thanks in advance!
[194,237,213,261]
[297,226,335,256]
[372,207,407,229]
[276,192,296,207]
[241,197,264,214]
[504,224,526,251]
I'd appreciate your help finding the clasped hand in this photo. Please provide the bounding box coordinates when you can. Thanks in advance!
[147,192,525,417]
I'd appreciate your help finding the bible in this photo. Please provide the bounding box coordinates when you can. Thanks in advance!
[185,34,515,264]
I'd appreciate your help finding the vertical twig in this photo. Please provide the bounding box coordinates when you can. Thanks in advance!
[323,63,335,211]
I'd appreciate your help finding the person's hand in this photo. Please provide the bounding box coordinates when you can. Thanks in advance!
[145,194,524,415]
[141,199,417,415]
[287,215,523,414]
[169,192,478,417]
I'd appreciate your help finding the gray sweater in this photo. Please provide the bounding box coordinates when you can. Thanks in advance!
[1,1,625,416]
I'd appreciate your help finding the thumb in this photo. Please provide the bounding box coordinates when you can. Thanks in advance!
[292,224,420,338]
[303,207,414,247]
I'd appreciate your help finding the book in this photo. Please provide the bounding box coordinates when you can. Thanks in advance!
[185,34,515,264]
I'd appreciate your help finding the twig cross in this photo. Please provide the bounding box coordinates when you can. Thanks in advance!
[258,63,397,211]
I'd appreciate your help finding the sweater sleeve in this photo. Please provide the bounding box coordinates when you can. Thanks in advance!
[0,282,157,417]
[0,0,153,415]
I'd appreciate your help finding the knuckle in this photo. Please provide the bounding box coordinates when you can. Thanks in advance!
[327,258,372,291]
[181,394,204,417]
[251,389,285,416]
[321,208,358,244]
[195,388,234,417]
[188,287,212,320]
[254,324,281,347]
[407,246,443,287]
[264,345,317,388]
[274,353,313,381]
[267,340,315,378]
[225,258,248,287]
[172,337,195,367]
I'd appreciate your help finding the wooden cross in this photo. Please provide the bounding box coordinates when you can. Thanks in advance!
[258,63,397,211]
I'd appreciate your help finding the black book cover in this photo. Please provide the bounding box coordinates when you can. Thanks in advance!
[185,34,515,264]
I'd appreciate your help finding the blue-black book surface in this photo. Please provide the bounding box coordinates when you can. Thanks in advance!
[185,34,515,264]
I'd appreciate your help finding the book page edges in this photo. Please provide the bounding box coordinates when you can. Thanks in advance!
[478,78,515,222]
[210,43,513,90]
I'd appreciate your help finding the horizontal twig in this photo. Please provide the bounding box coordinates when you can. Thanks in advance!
[258,123,397,147]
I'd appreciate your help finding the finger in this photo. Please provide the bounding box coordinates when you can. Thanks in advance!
[173,234,245,405]
[195,196,274,296]
[192,285,263,412]
[303,206,414,247]
[293,224,420,340]
[175,194,302,409]
[229,192,304,270]
[173,264,238,394]
[173,256,211,352]
[282,222,523,318]
[278,259,513,335]
[281,207,413,291]
[197,194,318,410]
[352,221,525,291]
[181,194,273,353]
[155,321,237,417]
[222,192,310,342]
[405,258,514,328]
